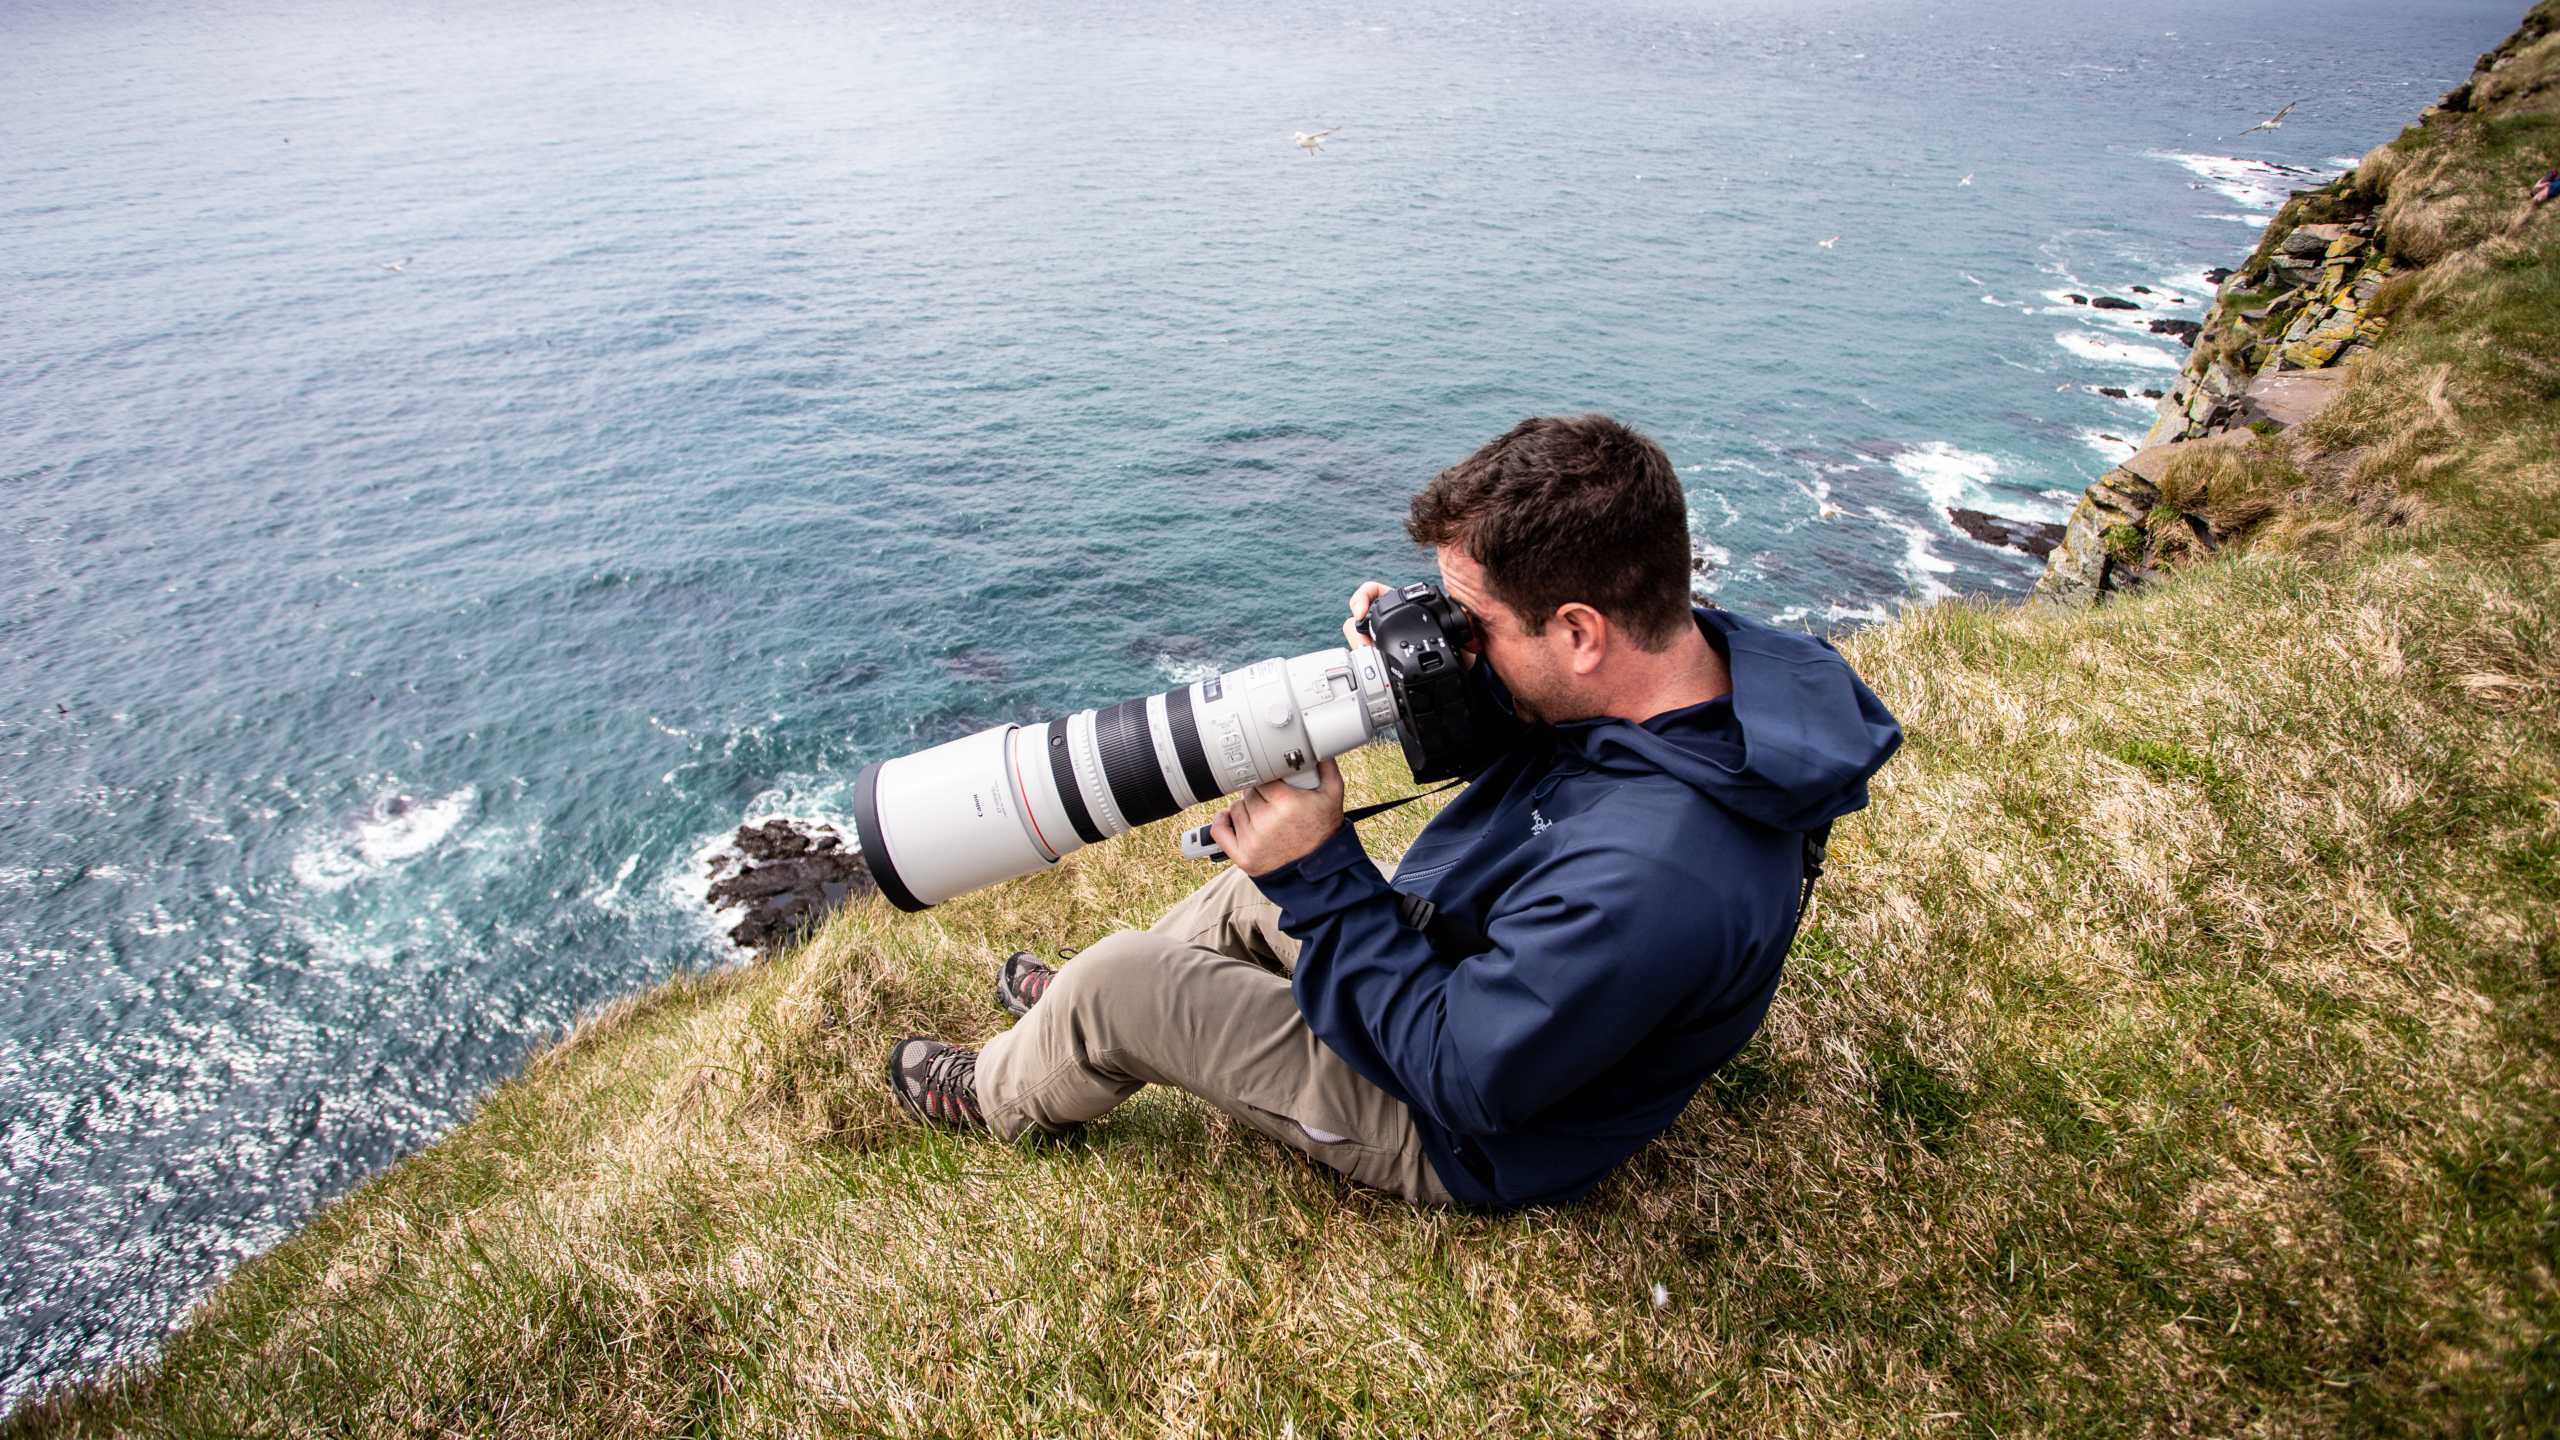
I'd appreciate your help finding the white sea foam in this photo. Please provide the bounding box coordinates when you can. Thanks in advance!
[2206,212,2272,228]
[1153,654,1222,686]
[1772,600,1894,628]
[1689,535,1733,596]
[2155,151,2293,210]
[129,908,194,938]
[1865,507,1957,603]
[2054,329,2183,370]
[1888,441,2001,510]
[2080,430,2140,463]
[290,787,474,892]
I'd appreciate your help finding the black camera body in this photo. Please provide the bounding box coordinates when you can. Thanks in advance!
[1360,582,1520,783]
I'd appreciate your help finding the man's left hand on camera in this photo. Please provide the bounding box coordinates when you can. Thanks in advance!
[1208,759,1345,877]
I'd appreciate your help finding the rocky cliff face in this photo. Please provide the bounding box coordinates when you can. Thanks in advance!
[2034,180,2396,604]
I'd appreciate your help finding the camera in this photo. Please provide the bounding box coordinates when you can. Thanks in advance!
[849,582,1509,910]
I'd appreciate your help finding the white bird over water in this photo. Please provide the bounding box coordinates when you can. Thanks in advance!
[1818,235,1839,249]
[1958,172,1975,186]
[378,257,410,273]
[1292,128,1340,155]
[2232,100,2299,138]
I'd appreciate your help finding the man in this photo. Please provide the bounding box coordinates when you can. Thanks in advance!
[884,415,1903,1210]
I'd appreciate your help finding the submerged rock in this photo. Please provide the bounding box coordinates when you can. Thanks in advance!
[1949,508,2066,559]
[2097,386,2131,399]
[706,817,876,950]
[2067,293,2089,305]
[2090,296,2140,311]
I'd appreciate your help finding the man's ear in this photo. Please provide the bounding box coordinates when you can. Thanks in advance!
[1554,602,1610,675]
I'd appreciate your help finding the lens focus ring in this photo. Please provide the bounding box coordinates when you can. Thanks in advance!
[1093,697,1180,829]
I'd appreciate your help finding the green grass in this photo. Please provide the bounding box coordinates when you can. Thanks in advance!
[13,10,2560,1437]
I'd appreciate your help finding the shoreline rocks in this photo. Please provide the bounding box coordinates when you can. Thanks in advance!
[706,818,875,950]
[1949,508,2066,559]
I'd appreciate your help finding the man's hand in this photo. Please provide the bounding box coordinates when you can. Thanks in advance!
[1209,759,1346,877]
[1343,581,1393,650]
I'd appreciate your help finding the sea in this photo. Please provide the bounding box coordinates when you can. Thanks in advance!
[0,0,2520,1408]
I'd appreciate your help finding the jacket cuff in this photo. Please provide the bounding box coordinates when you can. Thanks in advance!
[1249,824,1388,921]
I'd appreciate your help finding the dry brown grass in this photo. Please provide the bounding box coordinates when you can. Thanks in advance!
[23,478,2556,1436]
[2370,22,2560,264]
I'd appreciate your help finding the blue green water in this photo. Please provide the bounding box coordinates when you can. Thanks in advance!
[0,0,2515,1405]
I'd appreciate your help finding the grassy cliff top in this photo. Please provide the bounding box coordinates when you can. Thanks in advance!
[17,10,2560,1435]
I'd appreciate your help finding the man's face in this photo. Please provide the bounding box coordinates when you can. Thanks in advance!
[1433,545,1569,726]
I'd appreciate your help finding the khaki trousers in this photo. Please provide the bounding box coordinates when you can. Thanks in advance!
[975,861,1455,1206]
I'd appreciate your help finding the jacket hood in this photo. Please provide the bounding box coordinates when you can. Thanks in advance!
[1547,606,1903,834]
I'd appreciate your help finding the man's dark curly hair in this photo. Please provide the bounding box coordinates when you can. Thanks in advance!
[1406,414,1692,651]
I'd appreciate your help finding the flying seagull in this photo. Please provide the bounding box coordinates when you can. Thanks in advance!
[1818,235,1839,249]
[1958,172,1974,186]
[379,257,410,273]
[2232,100,2298,138]
[1292,128,1340,155]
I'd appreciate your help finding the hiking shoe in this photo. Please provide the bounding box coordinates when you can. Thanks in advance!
[885,1037,985,1130]
[995,948,1072,1018]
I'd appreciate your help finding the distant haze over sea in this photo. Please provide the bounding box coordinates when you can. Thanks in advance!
[0,0,2518,1408]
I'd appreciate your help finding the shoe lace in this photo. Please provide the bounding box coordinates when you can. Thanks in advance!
[1016,948,1072,1005]
[922,1046,980,1122]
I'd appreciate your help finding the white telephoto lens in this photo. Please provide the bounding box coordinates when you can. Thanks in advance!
[853,642,1402,911]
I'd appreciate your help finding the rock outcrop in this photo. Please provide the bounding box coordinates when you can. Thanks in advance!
[2141,196,2390,451]
[705,818,875,950]
[2030,433,2254,605]
[1949,508,2066,559]
[2037,169,2391,605]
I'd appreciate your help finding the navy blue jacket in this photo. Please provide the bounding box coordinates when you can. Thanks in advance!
[1252,607,1902,1209]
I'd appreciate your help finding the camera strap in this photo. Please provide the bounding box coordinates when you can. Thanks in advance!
[1341,779,1463,829]
[1787,821,1833,948]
